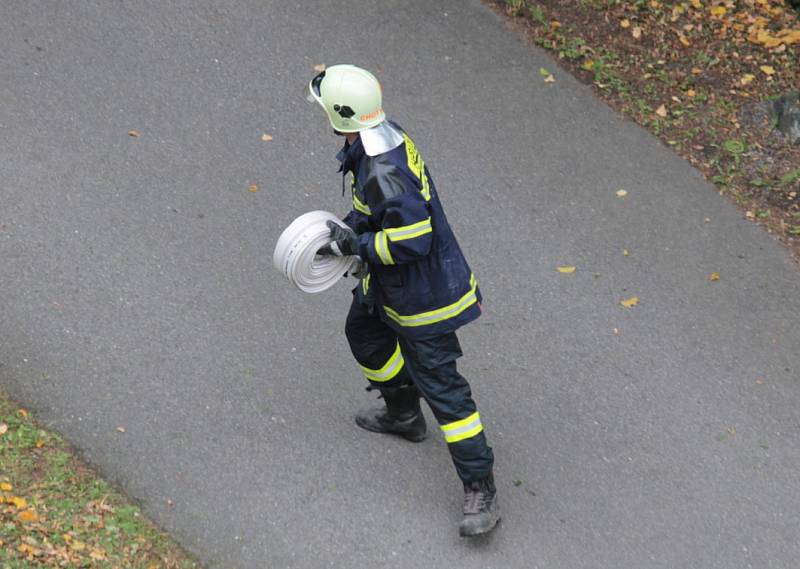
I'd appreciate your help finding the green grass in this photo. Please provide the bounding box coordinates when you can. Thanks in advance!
[0,390,199,568]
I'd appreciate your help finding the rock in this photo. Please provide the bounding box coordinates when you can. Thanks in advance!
[772,91,800,145]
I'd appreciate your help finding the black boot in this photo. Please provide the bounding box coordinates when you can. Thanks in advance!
[355,384,427,442]
[459,471,500,537]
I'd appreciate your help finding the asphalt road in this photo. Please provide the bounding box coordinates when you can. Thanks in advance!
[2,1,799,568]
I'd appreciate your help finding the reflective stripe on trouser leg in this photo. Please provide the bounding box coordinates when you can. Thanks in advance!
[399,334,494,482]
[358,341,405,383]
[345,295,413,389]
[441,412,483,443]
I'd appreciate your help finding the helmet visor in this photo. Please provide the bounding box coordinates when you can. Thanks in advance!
[305,71,325,103]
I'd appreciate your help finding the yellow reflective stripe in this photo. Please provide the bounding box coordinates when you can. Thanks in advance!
[374,231,395,265]
[362,273,371,295]
[359,341,405,382]
[385,218,432,242]
[403,133,431,202]
[352,193,371,215]
[383,274,478,327]
[441,412,483,443]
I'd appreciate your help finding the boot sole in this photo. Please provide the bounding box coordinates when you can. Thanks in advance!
[355,416,427,442]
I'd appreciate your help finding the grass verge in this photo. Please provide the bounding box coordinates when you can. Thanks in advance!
[490,0,800,258]
[0,390,199,568]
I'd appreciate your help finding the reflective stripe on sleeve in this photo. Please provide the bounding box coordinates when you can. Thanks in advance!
[385,217,432,242]
[383,274,478,328]
[362,273,371,295]
[352,193,371,216]
[359,341,405,382]
[440,412,483,443]
[374,231,395,265]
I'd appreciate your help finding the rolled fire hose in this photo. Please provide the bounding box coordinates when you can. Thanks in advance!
[273,210,361,293]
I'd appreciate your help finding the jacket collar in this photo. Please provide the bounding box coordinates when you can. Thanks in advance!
[336,136,365,175]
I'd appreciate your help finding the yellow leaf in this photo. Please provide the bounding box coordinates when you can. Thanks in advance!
[11,496,28,509]
[709,272,720,281]
[261,134,273,142]
[740,74,755,85]
[557,266,576,273]
[759,65,775,75]
[691,67,702,75]
[35,440,44,448]
[616,189,628,197]
[687,89,697,97]
[17,543,40,556]
[620,19,631,28]
[18,409,28,419]
[710,6,726,16]
[551,20,561,29]
[581,59,595,71]
[679,34,691,47]
[690,0,701,7]
[70,540,86,551]
[632,26,642,39]
[0,423,7,436]
[249,184,259,193]
[727,426,736,435]
[623,249,630,256]
[313,63,326,72]
[655,104,668,117]
[90,548,107,560]
[18,509,38,523]
[0,482,12,491]
[620,297,639,308]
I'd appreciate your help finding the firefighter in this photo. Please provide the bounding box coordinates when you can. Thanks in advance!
[307,64,499,536]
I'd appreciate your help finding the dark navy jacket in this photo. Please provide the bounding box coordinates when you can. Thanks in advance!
[339,122,481,340]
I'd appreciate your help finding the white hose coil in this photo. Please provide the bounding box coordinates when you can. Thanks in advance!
[273,210,360,293]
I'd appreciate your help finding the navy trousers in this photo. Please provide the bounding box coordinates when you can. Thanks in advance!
[345,296,494,482]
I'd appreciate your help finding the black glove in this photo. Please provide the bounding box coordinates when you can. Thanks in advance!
[317,220,359,257]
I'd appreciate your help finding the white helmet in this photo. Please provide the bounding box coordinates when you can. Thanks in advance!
[305,64,385,133]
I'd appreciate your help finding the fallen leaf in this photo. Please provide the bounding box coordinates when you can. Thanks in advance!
[727,426,736,435]
[691,67,702,75]
[18,509,38,523]
[616,189,628,197]
[710,6,727,16]
[18,409,28,419]
[632,26,642,39]
[620,19,631,28]
[17,543,40,556]
[539,67,551,77]
[623,249,630,256]
[313,63,326,72]
[740,74,755,85]
[687,89,696,97]
[35,440,45,448]
[679,34,691,47]
[551,20,561,29]
[90,548,107,560]
[249,184,259,193]
[261,134,273,142]
[581,59,595,71]
[755,378,765,384]
[127,130,140,137]
[704,217,711,223]
[620,296,639,308]
[655,104,668,117]
[690,0,701,8]
[709,272,720,281]
[544,74,556,83]
[745,210,755,219]
[70,540,86,551]
[116,426,125,433]
[0,423,7,436]
[759,65,775,75]
[0,482,12,491]
[557,266,576,273]
[613,327,620,335]
[11,496,28,509]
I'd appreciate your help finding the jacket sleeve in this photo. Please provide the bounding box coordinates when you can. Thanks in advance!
[356,163,433,266]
